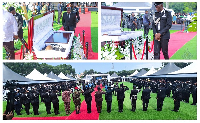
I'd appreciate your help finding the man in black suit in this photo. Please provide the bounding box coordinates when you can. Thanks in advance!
[152,2,172,60]
[141,85,151,111]
[62,7,76,32]
[50,90,59,115]
[9,7,23,39]
[130,85,140,112]
[156,83,166,111]
[116,83,129,112]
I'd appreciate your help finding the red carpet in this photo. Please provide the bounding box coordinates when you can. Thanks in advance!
[59,12,98,60]
[160,31,197,59]
[12,116,68,120]
[66,85,102,120]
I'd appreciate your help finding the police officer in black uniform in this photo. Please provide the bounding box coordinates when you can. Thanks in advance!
[30,89,39,115]
[50,90,59,115]
[156,83,166,111]
[105,86,114,113]
[141,85,151,111]
[172,84,182,112]
[20,90,31,115]
[116,83,129,112]
[84,87,94,113]
[130,85,140,112]
[152,2,172,60]
[14,89,22,115]
[44,89,52,114]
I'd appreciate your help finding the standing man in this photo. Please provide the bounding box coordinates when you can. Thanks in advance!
[141,85,151,111]
[130,85,140,112]
[156,83,166,111]
[152,2,172,60]
[84,87,94,113]
[44,89,52,114]
[57,2,62,25]
[50,90,59,115]
[3,9,18,60]
[143,10,150,37]
[105,86,114,113]
[116,83,129,112]
[73,87,84,114]
[94,86,106,113]
[9,7,23,40]
[62,87,72,115]
[172,84,182,112]
[62,7,76,31]
[130,12,137,31]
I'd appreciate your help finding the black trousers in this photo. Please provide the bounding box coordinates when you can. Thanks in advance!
[64,26,75,32]
[154,38,169,60]
[14,103,21,115]
[32,102,39,115]
[24,103,30,114]
[86,101,91,113]
[106,101,112,112]
[143,99,149,111]
[192,95,197,104]
[131,99,137,111]
[157,98,164,111]
[45,102,51,114]
[174,99,180,111]
[144,24,149,36]
[118,99,124,112]
[53,102,59,114]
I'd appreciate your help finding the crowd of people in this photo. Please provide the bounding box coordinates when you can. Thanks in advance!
[3,78,197,120]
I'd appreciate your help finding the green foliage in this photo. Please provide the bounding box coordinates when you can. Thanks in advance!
[164,2,197,14]
[3,63,76,77]
[188,13,197,32]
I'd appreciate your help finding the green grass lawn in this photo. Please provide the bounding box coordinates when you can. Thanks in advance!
[91,11,98,53]
[170,35,197,60]
[3,93,85,117]
[99,82,197,120]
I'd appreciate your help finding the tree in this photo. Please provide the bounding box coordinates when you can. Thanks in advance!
[162,62,192,68]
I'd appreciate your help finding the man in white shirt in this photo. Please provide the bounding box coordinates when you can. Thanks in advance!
[2,9,18,59]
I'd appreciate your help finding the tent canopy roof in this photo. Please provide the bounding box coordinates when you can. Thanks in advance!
[3,64,32,82]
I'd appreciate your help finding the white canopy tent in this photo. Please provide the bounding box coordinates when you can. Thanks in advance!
[130,70,139,76]
[142,67,158,76]
[58,72,71,80]
[26,69,55,81]
[169,63,197,74]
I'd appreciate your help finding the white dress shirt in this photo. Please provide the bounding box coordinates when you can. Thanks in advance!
[2,9,18,42]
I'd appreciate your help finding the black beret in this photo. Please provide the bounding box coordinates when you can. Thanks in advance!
[154,2,163,6]
[8,7,15,12]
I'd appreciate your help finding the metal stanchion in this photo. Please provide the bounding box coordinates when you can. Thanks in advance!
[129,39,133,60]
[82,30,85,52]
[146,35,148,60]
[86,42,88,59]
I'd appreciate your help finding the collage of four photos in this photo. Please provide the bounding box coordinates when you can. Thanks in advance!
[2,1,198,120]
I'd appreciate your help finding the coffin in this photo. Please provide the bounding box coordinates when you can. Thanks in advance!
[28,10,74,59]
[101,6,143,44]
